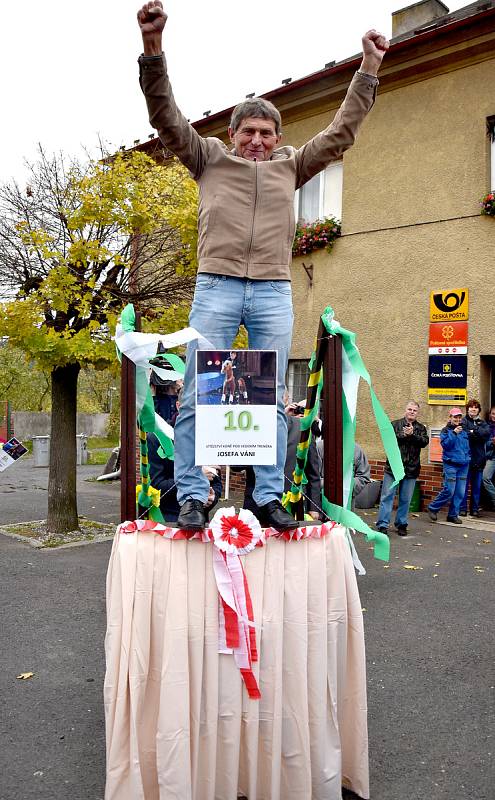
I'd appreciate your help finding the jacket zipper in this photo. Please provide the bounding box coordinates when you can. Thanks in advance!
[245,161,258,276]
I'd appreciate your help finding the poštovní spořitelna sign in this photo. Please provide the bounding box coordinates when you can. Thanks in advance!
[429,288,469,322]
[195,349,277,465]
[428,321,468,354]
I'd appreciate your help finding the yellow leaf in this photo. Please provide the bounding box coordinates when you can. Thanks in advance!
[481,539,492,545]
[435,562,441,567]
[463,534,468,539]
[403,565,423,571]
[16,672,34,680]
[383,565,390,569]
[361,607,367,612]
[433,574,438,578]
[413,543,423,547]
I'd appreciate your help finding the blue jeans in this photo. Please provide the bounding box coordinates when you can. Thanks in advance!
[482,459,495,508]
[428,462,469,518]
[174,274,294,507]
[376,472,416,529]
[460,465,483,514]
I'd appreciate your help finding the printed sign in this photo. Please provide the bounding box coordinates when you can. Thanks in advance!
[195,350,277,465]
[428,321,468,355]
[428,355,467,389]
[0,437,28,472]
[429,288,468,322]
[427,388,467,406]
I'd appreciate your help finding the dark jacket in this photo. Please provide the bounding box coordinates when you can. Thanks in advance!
[486,421,495,460]
[242,416,321,515]
[147,433,221,522]
[440,424,470,466]
[462,415,491,469]
[384,418,429,479]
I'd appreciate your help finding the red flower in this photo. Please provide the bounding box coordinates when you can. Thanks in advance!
[219,515,254,550]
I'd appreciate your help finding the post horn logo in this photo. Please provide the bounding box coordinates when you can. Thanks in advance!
[443,364,452,373]
[433,291,465,313]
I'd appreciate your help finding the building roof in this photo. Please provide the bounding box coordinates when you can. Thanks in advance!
[131,1,495,154]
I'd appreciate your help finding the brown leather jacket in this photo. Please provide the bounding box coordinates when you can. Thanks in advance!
[139,54,377,281]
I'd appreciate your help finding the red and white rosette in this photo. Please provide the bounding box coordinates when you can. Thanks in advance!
[209,507,264,699]
[209,506,264,555]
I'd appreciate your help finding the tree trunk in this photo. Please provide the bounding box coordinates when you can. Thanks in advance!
[47,363,81,534]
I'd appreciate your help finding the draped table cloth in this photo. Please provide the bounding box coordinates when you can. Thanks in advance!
[104,524,369,800]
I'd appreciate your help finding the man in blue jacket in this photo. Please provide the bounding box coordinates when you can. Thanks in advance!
[427,408,471,524]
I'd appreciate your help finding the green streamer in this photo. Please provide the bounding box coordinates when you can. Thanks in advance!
[321,496,390,562]
[320,307,404,488]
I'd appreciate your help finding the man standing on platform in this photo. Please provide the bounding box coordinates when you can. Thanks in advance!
[136,2,389,530]
[376,401,429,536]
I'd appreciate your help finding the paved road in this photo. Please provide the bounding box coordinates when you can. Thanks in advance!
[0,455,120,526]
[0,471,493,798]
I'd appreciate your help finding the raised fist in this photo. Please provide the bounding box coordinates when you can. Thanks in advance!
[362,29,389,57]
[137,1,167,36]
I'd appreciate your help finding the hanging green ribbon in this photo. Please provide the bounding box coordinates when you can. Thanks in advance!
[289,307,405,563]
[116,304,178,522]
[137,427,166,523]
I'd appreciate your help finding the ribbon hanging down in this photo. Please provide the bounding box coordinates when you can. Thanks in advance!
[287,306,404,564]
[114,303,212,444]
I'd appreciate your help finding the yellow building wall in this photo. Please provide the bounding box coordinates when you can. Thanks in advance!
[285,57,495,460]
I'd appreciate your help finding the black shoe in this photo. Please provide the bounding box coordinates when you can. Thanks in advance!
[258,500,299,530]
[376,524,388,534]
[459,510,467,517]
[396,525,408,536]
[446,516,462,524]
[470,510,481,518]
[177,499,208,530]
[427,507,437,522]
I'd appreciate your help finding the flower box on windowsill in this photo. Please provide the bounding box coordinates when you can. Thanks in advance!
[480,191,495,217]
[292,216,341,258]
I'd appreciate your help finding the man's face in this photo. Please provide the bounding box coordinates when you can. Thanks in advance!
[467,406,480,418]
[449,414,462,425]
[404,404,419,423]
[490,408,495,423]
[228,116,281,161]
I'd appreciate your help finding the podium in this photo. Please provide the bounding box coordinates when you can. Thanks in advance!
[104,523,369,800]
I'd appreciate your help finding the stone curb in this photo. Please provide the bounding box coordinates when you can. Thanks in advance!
[0,526,115,550]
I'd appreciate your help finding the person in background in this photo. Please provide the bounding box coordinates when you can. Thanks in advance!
[376,400,429,536]
[459,399,490,517]
[147,390,221,523]
[241,399,321,523]
[482,405,495,509]
[427,408,470,524]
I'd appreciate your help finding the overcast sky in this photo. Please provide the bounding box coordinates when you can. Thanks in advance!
[1,0,469,185]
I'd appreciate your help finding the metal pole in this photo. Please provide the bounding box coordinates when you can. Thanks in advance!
[120,310,141,522]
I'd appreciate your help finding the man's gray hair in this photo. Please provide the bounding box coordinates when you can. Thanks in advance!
[230,97,282,136]
[406,400,420,409]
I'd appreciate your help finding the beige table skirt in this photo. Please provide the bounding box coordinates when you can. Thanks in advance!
[104,525,369,800]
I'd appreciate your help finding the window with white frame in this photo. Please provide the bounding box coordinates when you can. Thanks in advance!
[488,116,495,190]
[295,161,343,224]
[286,360,310,404]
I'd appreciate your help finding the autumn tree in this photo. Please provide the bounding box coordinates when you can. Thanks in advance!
[0,146,198,534]
[0,341,51,411]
